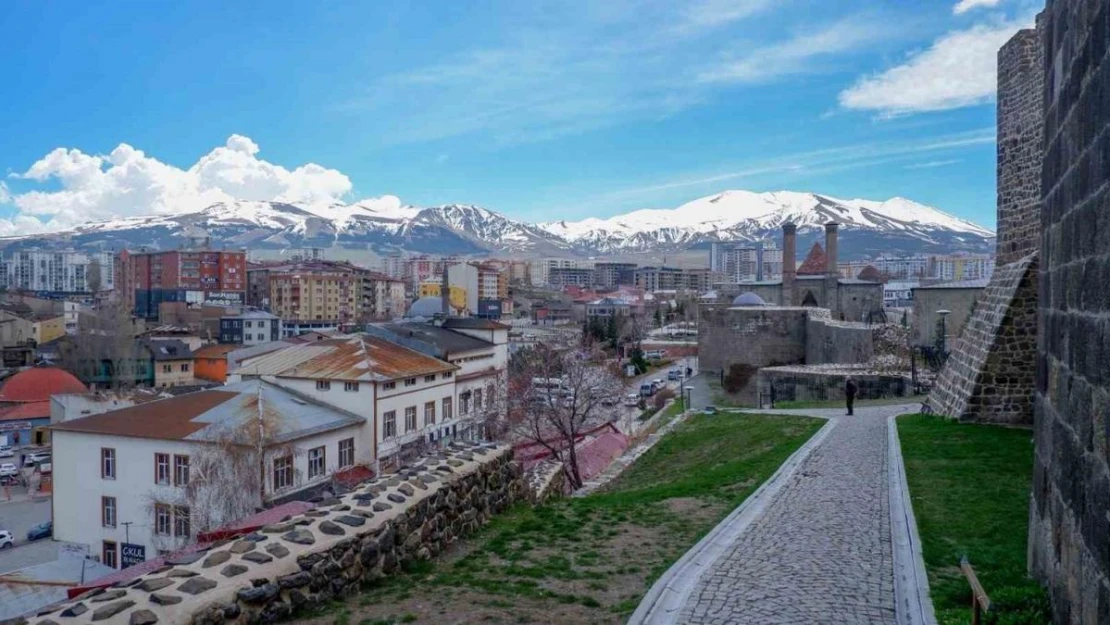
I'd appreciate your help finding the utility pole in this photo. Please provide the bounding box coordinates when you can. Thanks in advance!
[121,521,133,544]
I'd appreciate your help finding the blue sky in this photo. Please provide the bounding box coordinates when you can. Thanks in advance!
[0,0,1038,234]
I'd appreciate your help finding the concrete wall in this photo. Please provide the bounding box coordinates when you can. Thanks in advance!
[911,286,985,346]
[804,316,873,365]
[1030,2,1110,622]
[36,443,523,625]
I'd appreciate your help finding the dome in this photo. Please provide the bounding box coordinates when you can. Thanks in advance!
[406,296,445,318]
[0,367,87,402]
[732,292,766,307]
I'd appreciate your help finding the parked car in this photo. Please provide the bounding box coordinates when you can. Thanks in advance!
[0,446,13,458]
[623,393,641,407]
[639,383,655,397]
[0,463,18,477]
[667,369,681,381]
[27,521,52,541]
[702,405,719,415]
[651,379,665,391]
[24,452,50,466]
[0,530,13,549]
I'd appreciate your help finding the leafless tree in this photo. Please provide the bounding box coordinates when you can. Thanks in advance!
[86,259,103,294]
[59,301,142,389]
[499,343,625,489]
[145,381,300,546]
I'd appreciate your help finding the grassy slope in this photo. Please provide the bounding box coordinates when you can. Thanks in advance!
[897,415,1050,625]
[319,413,823,625]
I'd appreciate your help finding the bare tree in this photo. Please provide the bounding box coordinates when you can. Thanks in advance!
[86,259,103,294]
[59,300,142,389]
[500,343,625,489]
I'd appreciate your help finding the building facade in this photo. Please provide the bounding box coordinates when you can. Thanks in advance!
[120,249,247,319]
[0,250,115,294]
[219,310,282,345]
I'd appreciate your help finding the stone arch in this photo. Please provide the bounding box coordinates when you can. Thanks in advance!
[800,291,818,307]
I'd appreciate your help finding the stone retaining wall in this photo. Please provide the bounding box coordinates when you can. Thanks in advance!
[761,367,909,403]
[804,316,873,365]
[21,442,523,625]
[524,459,568,505]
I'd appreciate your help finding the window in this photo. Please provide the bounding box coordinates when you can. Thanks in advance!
[273,455,294,490]
[383,381,396,390]
[424,401,436,426]
[461,393,470,415]
[338,438,354,468]
[102,541,118,569]
[174,506,191,537]
[155,504,171,536]
[442,397,453,421]
[308,446,326,479]
[405,406,417,432]
[316,380,331,391]
[154,453,170,485]
[474,388,483,411]
[173,455,190,486]
[486,385,496,408]
[383,411,397,439]
[424,374,436,382]
[344,381,359,392]
[404,377,416,387]
[102,496,117,527]
[162,364,172,373]
[245,320,252,328]
[444,371,453,378]
[101,448,116,479]
[180,363,189,372]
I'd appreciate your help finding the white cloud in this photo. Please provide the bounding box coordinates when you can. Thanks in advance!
[1,135,352,234]
[838,17,1030,116]
[904,159,962,169]
[953,0,1003,15]
[697,17,889,84]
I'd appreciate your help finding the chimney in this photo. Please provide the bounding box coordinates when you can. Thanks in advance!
[441,264,450,317]
[824,222,839,277]
[782,223,797,306]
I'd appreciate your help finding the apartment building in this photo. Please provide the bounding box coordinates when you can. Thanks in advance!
[592,262,637,289]
[119,249,247,319]
[0,249,116,294]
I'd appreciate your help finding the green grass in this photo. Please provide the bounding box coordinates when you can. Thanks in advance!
[897,415,1050,625]
[773,395,926,410]
[345,413,822,623]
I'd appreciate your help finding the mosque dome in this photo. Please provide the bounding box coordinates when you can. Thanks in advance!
[732,292,766,307]
[406,296,444,318]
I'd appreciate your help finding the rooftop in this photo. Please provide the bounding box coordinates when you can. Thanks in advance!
[914,278,992,290]
[235,335,456,382]
[143,339,193,361]
[193,344,239,359]
[797,242,829,276]
[0,557,117,620]
[50,379,364,443]
[371,322,492,355]
[442,317,510,330]
[0,367,87,403]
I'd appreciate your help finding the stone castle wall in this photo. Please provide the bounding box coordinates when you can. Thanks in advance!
[927,254,1038,424]
[996,26,1045,265]
[804,314,873,365]
[23,442,523,625]
[697,306,809,374]
[761,367,909,403]
[1029,1,1110,622]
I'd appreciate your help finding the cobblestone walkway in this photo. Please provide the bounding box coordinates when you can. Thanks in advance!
[659,405,916,625]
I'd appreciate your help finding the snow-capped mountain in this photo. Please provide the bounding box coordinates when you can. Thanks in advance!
[540,190,994,255]
[0,190,994,259]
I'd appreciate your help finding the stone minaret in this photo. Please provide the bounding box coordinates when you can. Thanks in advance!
[825,222,840,314]
[781,223,797,306]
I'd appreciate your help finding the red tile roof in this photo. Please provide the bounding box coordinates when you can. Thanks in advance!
[192,344,238,359]
[0,401,50,422]
[797,242,829,276]
[0,368,87,403]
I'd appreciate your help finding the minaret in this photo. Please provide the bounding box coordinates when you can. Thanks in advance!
[782,223,797,306]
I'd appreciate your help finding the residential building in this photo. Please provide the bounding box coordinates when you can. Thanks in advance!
[0,249,115,294]
[145,340,195,388]
[930,253,995,282]
[192,344,238,383]
[49,378,369,569]
[0,367,88,449]
[0,303,66,346]
[633,267,718,292]
[883,280,919,308]
[119,249,247,319]
[548,267,595,288]
[262,261,403,324]
[592,262,637,289]
[531,300,573,325]
[528,258,593,286]
[711,241,782,282]
[219,310,282,345]
[364,273,407,320]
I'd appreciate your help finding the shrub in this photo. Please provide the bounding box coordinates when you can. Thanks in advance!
[653,387,676,410]
[723,363,758,394]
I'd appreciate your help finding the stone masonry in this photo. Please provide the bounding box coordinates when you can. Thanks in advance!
[18,441,523,625]
[927,254,1038,424]
[927,21,1044,425]
[1029,1,1110,623]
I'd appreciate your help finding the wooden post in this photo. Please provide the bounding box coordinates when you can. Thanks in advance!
[961,556,991,625]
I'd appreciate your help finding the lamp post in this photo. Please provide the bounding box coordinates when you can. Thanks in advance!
[937,309,951,354]
[683,385,694,412]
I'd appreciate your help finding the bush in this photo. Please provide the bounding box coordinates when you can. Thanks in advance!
[653,388,676,410]
[983,584,1053,625]
[723,363,758,394]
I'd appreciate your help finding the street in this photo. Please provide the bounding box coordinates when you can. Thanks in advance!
[0,497,54,574]
[609,356,699,435]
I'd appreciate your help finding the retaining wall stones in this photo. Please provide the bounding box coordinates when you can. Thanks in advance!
[23,442,523,625]
[761,366,909,403]
[524,459,568,505]
[804,315,874,365]
[1030,2,1110,622]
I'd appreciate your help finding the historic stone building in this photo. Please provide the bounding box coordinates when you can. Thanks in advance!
[1028,1,1110,622]
[926,18,1043,425]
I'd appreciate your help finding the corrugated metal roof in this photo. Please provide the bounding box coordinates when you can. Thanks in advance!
[913,278,991,289]
[237,335,456,382]
[371,322,492,355]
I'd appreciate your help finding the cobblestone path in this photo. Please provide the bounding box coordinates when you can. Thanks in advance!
[677,407,900,625]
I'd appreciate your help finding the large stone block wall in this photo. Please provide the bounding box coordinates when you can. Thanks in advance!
[697,306,809,374]
[761,367,909,403]
[996,25,1045,265]
[927,254,1038,424]
[22,442,523,625]
[1029,1,1110,622]
[804,315,874,365]
[911,286,985,347]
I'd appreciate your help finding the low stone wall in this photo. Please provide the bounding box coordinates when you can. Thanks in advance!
[762,366,910,403]
[24,442,523,625]
[804,315,873,365]
[524,459,568,505]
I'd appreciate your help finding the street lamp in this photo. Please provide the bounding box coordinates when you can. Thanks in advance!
[937,309,951,354]
[683,385,694,412]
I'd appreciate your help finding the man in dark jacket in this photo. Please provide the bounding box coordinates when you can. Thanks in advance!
[845,377,858,415]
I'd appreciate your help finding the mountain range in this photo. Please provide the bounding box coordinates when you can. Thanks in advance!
[0,190,995,260]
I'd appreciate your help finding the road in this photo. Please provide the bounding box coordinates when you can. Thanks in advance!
[609,356,699,435]
[0,497,55,574]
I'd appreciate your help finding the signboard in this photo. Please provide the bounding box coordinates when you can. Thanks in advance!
[0,421,32,433]
[121,543,146,568]
[204,291,244,307]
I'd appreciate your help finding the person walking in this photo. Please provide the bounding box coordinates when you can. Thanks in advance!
[845,377,858,416]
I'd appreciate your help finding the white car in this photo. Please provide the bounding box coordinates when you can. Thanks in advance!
[0,446,13,458]
[0,530,13,549]
[0,463,18,477]
[24,452,50,466]
[623,393,641,407]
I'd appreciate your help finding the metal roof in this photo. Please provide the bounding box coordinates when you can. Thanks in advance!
[442,317,510,330]
[0,557,117,620]
[370,322,492,356]
[913,278,991,290]
[236,335,456,382]
[143,339,193,361]
[49,379,364,442]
